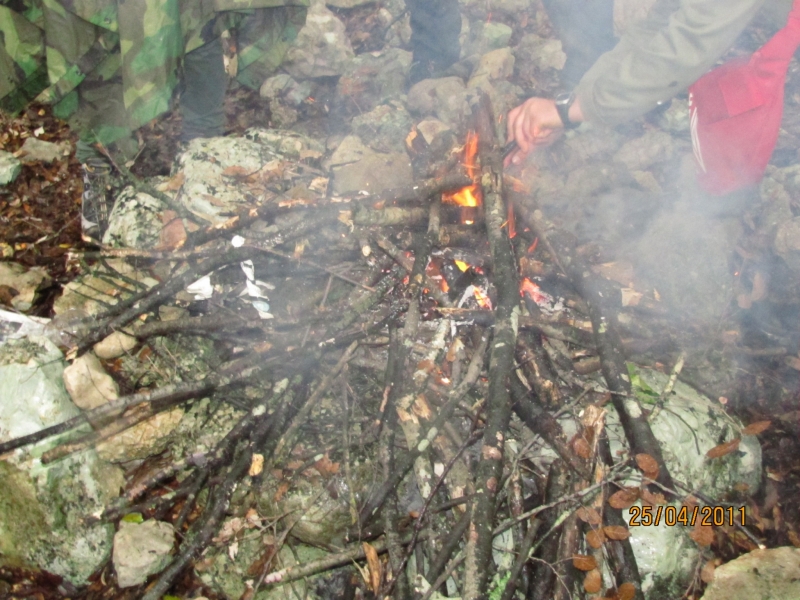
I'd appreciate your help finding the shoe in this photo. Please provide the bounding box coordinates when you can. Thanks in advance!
[80,157,115,244]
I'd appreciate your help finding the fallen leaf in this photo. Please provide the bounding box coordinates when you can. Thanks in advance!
[786,356,800,371]
[583,569,602,594]
[639,487,667,507]
[572,436,592,459]
[362,542,382,592]
[618,582,637,600]
[690,523,714,546]
[577,506,603,526]
[742,420,771,435]
[572,554,598,571]
[700,558,718,583]
[635,454,660,479]
[222,165,253,178]
[160,171,185,191]
[602,525,631,541]
[620,287,643,307]
[608,487,639,510]
[314,453,340,476]
[706,438,741,459]
[586,528,605,549]
[158,211,187,250]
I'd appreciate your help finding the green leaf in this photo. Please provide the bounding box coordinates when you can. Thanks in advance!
[121,512,144,523]
[626,363,659,404]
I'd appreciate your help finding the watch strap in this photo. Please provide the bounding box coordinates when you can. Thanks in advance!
[555,92,578,129]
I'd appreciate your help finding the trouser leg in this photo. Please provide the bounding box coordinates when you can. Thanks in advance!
[540,0,616,87]
[180,36,227,142]
[406,0,462,83]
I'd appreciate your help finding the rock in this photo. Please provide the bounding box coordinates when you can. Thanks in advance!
[416,118,456,156]
[284,3,354,79]
[96,407,184,462]
[0,336,122,584]
[325,0,373,7]
[176,131,324,224]
[351,102,414,153]
[0,262,51,312]
[103,185,167,249]
[407,77,470,129]
[336,47,413,113]
[462,0,531,17]
[463,21,513,58]
[259,74,311,107]
[699,547,800,600]
[94,331,138,359]
[17,137,70,164]
[327,136,413,195]
[774,216,800,274]
[54,259,159,317]
[63,352,119,410]
[113,520,175,588]
[614,130,675,171]
[606,367,761,598]
[515,34,566,72]
[658,97,691,133]
[0,150,22,185]
[468,48,515,85]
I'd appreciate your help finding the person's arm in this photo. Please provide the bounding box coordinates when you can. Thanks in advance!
[576,0,767,127]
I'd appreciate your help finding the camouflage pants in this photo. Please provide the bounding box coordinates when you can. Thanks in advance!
[0,0,308,161]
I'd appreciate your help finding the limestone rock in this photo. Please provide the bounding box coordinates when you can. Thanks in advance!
[94,331,138,360]
[699,547,800,600]
[325,0,373,7]
[0,337,122,584]
[336,47,412,113]
[113,520,175,588]
[0,150,21,185]
[63,352,119,410]
[103,185,167,249]
[327,136,413,195]
[351,102,414,153]
[54,259,159,317]
[607,367,761,598]
[463,21,512,58]
[0,262,50,312]
[469,48,515,85]
[407,77,470,129]
[96,407,184,462]
[614,130,675,171]
[515,34,566,72]
[284,3,354,79]
[18,137,70,164]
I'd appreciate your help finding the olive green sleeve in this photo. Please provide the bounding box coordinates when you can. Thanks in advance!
[575,0,769,127]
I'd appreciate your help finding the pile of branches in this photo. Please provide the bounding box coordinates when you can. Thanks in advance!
[1,92,732,600]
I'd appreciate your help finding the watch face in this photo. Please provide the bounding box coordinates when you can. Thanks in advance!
[555,92,572,106]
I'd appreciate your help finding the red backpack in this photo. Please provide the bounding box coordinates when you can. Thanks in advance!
[689,1,800,195]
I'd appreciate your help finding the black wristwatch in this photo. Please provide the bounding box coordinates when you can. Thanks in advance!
[554,92,579,129]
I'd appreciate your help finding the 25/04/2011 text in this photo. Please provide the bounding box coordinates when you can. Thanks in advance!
[628,505,745,527]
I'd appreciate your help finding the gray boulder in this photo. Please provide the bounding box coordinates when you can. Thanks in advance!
[284,3,354,78]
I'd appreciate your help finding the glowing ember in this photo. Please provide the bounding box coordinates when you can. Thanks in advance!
[473,286,492,309]
[454,260,469,272]
[520,277,552,307]
[443,131,482,219]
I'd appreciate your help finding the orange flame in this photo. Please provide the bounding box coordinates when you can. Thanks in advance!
[473,286,492,309]
[520,278,547,304]
[443,131,482,217]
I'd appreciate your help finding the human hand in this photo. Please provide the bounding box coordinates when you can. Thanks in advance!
[504,96,582,166]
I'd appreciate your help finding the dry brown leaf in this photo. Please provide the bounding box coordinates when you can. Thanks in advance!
[586,528,606,549]
[618,582,637,600]
[158,210,187,250]
[635,453,660,479]
[314,453,339,476]
[787,529,800,547]
[706,438,741,459]
[786,356,800,371]
[577,506,603,526]
[700,559,718,583]
[592,261,634,286]
[603,525,631,541]
[572,436,592,459]
[221,165,252,178]
[690,523,715,546]
[161,171,185,191]
[608,487,639,510]
[742,420,772,435]
[572,554,598,571]
[362,542,382,592]
[583,569,602,594]
[248,453,264,477]
[639,487,667,507]
[273,481,290,503]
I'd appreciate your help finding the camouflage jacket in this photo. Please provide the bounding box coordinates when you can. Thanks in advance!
[0,0,308,138]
